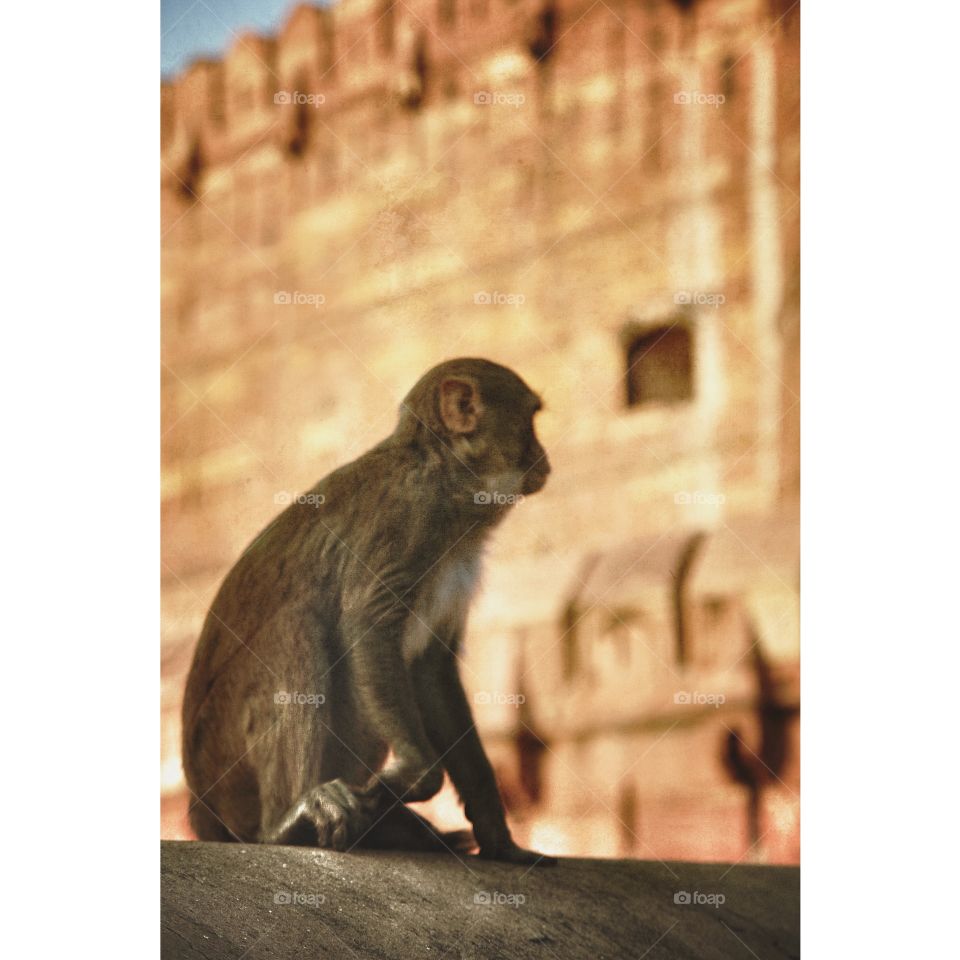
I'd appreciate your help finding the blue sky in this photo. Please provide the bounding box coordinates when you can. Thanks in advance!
[161,0,330,78]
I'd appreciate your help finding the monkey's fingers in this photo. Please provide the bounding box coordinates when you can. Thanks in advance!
[299,779,371,851]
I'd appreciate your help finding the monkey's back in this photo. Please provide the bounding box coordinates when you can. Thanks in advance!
[180,448,416,838]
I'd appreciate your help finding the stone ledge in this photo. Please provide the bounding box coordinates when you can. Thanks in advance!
[161,840,799,959]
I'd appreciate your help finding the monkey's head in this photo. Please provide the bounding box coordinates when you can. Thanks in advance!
[398,358,551,502]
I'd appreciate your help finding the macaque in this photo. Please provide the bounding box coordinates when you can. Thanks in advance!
[182,358,554,865]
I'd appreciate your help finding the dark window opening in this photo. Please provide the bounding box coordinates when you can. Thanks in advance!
[625,324,694,407]
[179,139,204,200]
[286,72,313,158]
[288,101,311,157]
[402,37,429,110]
[528,4,557,63]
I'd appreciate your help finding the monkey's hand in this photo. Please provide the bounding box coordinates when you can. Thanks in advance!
[478,837,558,867]
[466,797,557,865]
[269,779,377,851]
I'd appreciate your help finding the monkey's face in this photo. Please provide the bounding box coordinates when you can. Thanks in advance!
[470,381,550,499]
[402,358,551,502]
[509,401,550,495]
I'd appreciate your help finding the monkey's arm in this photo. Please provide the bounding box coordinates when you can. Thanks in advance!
[412,641,556,866]
[343,604,445,805]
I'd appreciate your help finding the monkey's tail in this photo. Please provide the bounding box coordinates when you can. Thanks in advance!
[357,804,478,856]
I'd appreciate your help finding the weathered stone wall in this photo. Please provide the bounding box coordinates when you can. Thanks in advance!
[161,0,800,862]
[161,841,801,960]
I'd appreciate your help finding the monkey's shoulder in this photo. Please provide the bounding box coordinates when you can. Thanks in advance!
[336,440,444,488]
[322,443,457,525]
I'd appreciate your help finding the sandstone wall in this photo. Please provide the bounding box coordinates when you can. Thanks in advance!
[161,0,800,862]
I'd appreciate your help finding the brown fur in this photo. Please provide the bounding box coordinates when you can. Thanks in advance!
[182,358,554,864]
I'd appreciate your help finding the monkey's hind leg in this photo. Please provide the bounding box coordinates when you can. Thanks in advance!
[356,802,477,855]
[187,795,242,842]
[261,779,377,850]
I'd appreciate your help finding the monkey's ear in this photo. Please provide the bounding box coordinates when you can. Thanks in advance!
[439,377,483,434]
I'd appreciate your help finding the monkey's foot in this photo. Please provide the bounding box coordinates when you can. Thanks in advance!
[357,802,477,855]
[266,779,375,851]
[361,757,445,805]
[478,840,558,867]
